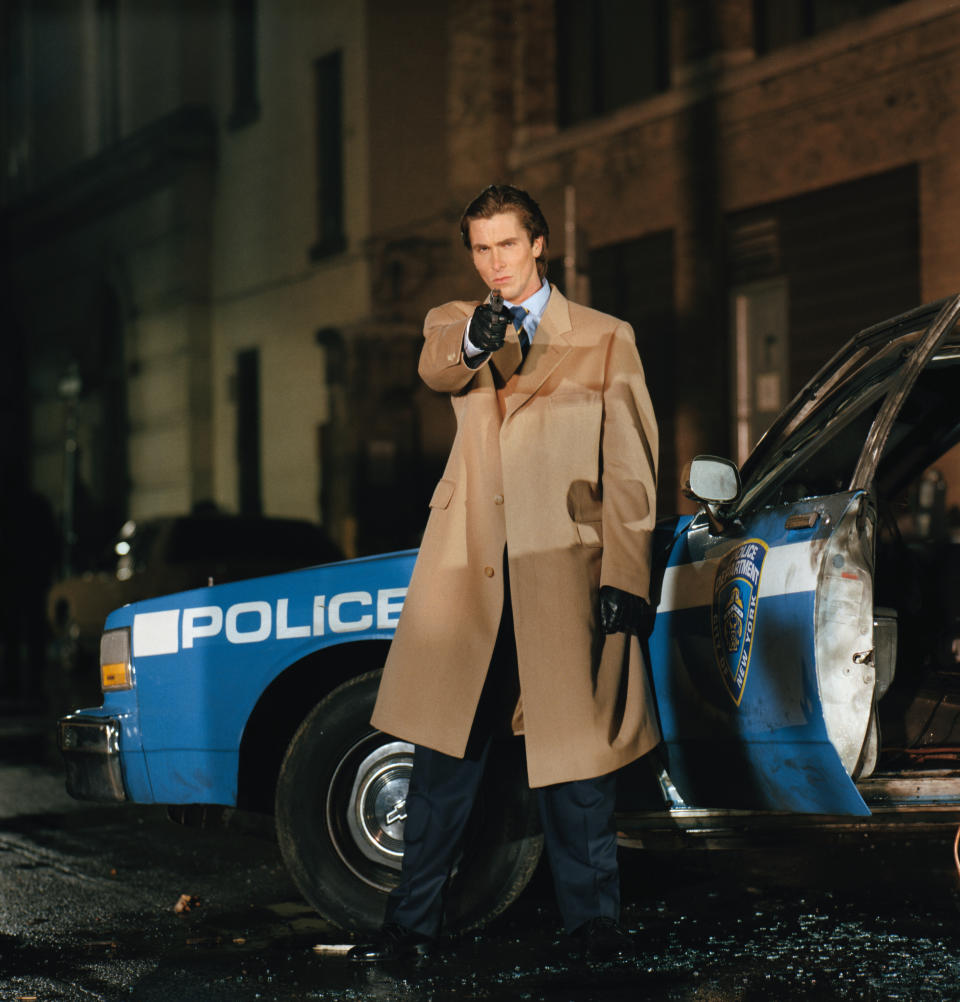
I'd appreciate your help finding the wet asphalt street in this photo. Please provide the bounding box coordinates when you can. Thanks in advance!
[1,713,960,1001]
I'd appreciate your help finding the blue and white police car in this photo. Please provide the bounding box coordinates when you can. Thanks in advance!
[60,294,960,932]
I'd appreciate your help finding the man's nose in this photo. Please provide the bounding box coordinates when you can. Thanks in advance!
[492,249,505,269]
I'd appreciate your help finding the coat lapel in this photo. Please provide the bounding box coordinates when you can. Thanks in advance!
[503,286,573,419]
[489,325,523,381]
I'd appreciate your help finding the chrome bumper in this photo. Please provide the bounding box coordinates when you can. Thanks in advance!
[58,714,127,802]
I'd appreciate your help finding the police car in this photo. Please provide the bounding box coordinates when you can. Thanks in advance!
[60,294,960,932]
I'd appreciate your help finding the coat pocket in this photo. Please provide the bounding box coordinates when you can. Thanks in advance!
[576,519,603,547]
[429,478,456,509]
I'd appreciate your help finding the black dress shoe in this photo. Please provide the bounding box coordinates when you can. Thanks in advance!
[348,922,433,963]
[569,916,636,963]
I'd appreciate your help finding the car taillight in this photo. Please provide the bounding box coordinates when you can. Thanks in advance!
[814,493,876,777]
[100,628,132,691]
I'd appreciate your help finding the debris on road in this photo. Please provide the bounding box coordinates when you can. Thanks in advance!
[312,943,354,956]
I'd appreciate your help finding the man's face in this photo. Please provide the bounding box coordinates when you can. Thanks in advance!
[468,211,544,304]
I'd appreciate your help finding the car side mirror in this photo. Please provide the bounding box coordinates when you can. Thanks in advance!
[683,455,741,504]
[682,455,741,534]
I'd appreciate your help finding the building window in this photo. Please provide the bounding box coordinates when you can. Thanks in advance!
[726,165,919,396]
[2,0,29,197]
[555,0,669,128]
[754,0,905,54]
[309,49,346,260]
[228,0,260,129]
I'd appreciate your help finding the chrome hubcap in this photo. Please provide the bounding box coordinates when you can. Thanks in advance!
[346,740,414,870]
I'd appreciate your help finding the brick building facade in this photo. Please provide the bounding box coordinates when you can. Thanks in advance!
[3,0,959,567]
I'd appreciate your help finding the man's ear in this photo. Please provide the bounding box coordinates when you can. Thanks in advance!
[532,236,544,259]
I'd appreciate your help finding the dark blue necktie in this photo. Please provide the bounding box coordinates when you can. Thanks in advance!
[510,306,530,356]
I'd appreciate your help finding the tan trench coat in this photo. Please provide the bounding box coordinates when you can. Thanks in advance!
[371,286,661,787]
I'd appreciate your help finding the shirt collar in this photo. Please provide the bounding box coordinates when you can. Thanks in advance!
[505,277,551,325]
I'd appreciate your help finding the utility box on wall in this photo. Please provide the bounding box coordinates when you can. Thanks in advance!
[730,278,789,466]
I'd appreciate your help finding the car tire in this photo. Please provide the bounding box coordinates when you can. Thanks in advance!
[274,668,543,933]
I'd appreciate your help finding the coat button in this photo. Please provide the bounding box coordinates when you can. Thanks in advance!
[484,566,495,577]
[493,494,504,505]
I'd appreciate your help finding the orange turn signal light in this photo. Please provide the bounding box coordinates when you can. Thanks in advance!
[101,662,131,690]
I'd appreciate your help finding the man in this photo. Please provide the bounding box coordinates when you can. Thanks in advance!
[351,184,660,964]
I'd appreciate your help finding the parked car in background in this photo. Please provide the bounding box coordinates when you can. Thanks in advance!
[59,295,960,934]
[47,512,343,672]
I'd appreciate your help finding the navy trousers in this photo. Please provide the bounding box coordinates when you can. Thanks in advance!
[384,741,620,936]
[384,558,620,936]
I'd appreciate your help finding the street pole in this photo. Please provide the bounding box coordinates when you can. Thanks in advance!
[58,363,82,578]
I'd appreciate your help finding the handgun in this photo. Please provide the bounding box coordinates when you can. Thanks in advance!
[490,290,503,315]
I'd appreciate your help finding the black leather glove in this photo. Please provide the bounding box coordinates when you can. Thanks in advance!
[599,586,650,636]
[468,302,509,353]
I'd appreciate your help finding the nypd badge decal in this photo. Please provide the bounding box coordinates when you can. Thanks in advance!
[711,539,768,705]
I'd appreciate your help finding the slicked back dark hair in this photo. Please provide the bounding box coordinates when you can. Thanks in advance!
[459,184,550,279]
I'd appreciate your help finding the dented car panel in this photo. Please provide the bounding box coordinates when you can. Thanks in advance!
[649,490,874,816]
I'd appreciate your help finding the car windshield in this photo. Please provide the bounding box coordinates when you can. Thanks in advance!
[733,304,942,513]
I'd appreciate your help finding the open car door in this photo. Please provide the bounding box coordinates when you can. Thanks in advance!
[648,294,960,816]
